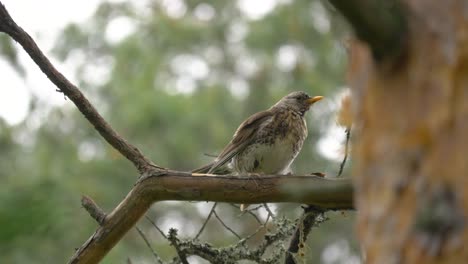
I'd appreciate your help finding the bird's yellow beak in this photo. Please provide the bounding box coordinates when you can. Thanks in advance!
[307,96,324,105]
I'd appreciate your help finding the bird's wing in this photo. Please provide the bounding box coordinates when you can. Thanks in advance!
[206,109,274,174]
[191,162,215,173]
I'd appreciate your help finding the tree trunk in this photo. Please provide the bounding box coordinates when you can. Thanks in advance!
[348,0,468,263]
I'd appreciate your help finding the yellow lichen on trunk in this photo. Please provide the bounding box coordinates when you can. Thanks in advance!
[349,1,468,263]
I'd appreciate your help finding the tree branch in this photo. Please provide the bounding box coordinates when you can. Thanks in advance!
[168,228,190,264]
[337,129,351,177]
[69,172,353,263]
[81,195,106,225]
[136,226,164,264]
[170,216,297,264]
[0,1,159,173]
[284,206,327,264]
[328,0,407,60]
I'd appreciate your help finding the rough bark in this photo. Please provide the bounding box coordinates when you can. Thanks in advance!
[345,0,468,262]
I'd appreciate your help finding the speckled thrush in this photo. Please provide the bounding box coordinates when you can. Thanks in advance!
[193,91,324,210]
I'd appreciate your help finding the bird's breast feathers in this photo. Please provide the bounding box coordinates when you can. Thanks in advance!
[232,110,307,174]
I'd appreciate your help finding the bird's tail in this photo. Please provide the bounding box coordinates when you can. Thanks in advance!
[191,162,214,173]
[192,162,232,174]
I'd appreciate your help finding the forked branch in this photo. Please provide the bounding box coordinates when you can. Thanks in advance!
[69,172,353,263]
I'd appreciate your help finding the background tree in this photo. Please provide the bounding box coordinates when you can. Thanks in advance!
[334,0,468,262]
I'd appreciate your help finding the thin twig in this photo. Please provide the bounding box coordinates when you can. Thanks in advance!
[213,209,242,239]
[229,203,262,213]
[195,202,217,239]
[145,215,167,239]
[135,226,164,264]
[247,205,264,212]
[264,213,271,226]
[264,213,272,232]
[263,203,276,220]
[229,203,263,221]
[242,224,267,243]
[242,213,271,243]
[337,128,351,177]
[230,203,263,224]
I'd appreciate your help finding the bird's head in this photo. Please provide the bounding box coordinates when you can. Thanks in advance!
[274,91,323,115]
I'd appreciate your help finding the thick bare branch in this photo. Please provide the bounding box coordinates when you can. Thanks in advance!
[328,0,407,59]
[0,1,159,173]
[69,172,353,263]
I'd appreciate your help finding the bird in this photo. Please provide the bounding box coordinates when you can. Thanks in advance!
[193,91,324,210]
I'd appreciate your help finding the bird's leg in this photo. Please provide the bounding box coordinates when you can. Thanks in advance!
[245,172,262,188]
[239,173,263,212]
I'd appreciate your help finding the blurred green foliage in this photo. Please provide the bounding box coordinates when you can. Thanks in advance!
[0,35,25,76]
[0,0,358,263]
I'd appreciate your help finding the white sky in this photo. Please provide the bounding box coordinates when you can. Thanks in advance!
[0,0,103,124]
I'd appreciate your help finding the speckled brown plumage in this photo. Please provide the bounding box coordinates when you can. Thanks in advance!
[192,91,323,210]
[193,91,323,176]
[232,107,307,174]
